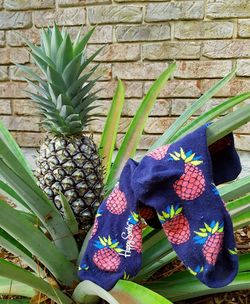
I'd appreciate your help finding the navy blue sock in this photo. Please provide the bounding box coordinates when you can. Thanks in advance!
[78,159,142,290]
[132,125,240,288]
[79,124,241,290]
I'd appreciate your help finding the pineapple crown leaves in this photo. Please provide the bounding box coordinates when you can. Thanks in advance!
[193,221,224,244]
[18,24,103,136]
[157,204,182,223]
[168,148,203,166]
[128,211,140,224]
[94,236,124,253]
[188,265,204,276]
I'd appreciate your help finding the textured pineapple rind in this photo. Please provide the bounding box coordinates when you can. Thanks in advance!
[35,134,104,236]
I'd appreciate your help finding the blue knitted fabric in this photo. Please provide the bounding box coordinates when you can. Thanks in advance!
[78,124,241,290]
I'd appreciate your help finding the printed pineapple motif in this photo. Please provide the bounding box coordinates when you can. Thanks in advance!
[128,212,142,253]
[93,236,123,272]
[158,204,190,244]
[123,272,131,280]
[147,145,170,160]
[188,265,204,276]
[169,148,205,200]
[106,184,127,215]
[194,221,224,265]
[228,247,238,255]
[90,209,103,239]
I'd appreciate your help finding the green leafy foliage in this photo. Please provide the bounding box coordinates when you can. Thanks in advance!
[18,24,101,135]
[0,26,249,303]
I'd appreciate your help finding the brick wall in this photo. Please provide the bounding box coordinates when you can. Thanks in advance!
[0,0,249,175]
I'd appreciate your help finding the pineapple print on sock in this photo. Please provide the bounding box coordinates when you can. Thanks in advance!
[93,236,123,272]
[169,148,205,200]
[106,184,127,215]
[158,205,190,244]
[90,209,103,239]
[194,221,224,265]
[147,144,170,160]
[128,212,142,253]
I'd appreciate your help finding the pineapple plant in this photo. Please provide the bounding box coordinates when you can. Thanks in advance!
[128,212,142,253]
[194,221,224,265]
[0,49,249,303]
[18,25,104,237]
[169,148,205,200]
[147,144,170,160]
[158,204,190,244]
[90,209,103,239]
[93,236,124,272]
[106,183,127,215]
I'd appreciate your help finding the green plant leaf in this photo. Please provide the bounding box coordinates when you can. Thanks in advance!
[170,92,250,143]
[220,176,250,201]
[0,300,30,304]
[15,64,47,88]
[0,120,33,178]
[41,28,51,58]
[0,140,79,262]
[0,259,73,304]
[0,199,78,286]
[227,194,250,214]
[51,23,63,62]
[149,68,236,150]
[206,104,250,146]
[0,228,38,273]
[99,79,125,182]
[0,180,30,212]
[56,34,73,73]
[111,280,173,304]
[73,27,95,56]
[23,36,56,70]
[232,210,250,230]
[144,255,250,302]
[60,192,79,234]
[0,277,36,298]
[73,281,116,304]
[107,63,176,184]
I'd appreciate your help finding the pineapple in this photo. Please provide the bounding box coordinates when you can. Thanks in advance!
[106,183,127,215]
[93,236,123,272]
[147,144,170,160]
[128,212,142,253]
[194,221,224,265]
[90,209,103,239]
[19,25,104,238]
[169,148,205,200]
[158,204,190,244]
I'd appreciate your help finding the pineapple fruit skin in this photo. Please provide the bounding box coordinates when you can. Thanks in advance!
[36,134,104,236]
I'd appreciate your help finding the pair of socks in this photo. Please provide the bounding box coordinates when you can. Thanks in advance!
[78,124,241,290]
